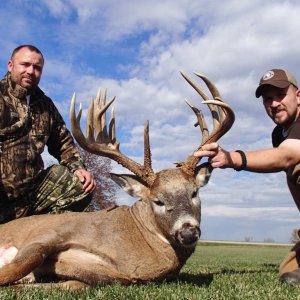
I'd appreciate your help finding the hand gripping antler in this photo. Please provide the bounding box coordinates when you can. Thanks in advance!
[177,71,235,175]
[70,88,156,186]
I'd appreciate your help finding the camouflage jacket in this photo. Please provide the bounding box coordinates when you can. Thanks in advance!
[0,73,85,200]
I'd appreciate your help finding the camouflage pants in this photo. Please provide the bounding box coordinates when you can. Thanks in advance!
[0,164,92,223]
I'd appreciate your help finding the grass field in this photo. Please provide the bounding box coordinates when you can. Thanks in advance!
[1,241,300,299]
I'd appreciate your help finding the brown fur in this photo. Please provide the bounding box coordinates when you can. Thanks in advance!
[0,166,212,289]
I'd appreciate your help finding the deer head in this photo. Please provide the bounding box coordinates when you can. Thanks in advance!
[70,72,234,247]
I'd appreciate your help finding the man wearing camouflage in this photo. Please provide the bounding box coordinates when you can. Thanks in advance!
[0,44,96,223]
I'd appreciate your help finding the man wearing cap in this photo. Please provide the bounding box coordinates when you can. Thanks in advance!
[194,68,300,285]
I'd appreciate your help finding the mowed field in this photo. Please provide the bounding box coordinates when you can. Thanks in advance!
[1,241,300,299]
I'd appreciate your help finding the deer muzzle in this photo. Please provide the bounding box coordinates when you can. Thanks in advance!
[175,223,201,247]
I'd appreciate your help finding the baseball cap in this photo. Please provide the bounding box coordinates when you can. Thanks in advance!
[255,69,298,98]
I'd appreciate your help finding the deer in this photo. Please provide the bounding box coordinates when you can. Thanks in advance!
[0,72,234,289]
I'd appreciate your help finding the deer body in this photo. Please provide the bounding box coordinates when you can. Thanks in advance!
[0,72,234,289]
[0,210,178,285]
[0,167,211,287]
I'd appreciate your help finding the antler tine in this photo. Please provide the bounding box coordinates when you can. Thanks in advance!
[199,99,235,147]
[91,88,108,143]
[194,72,221,99]
[108,106,119,149]
[194,72,227,132]
[86,97,95,142]
[193,72,235,148]
[70,90,156,187]
[100,89,109,143]
[178,72,235,175]
[144,120,153,172]
[180,71,209,100]
[180,71,221,134]
[70,93,91,150]
[93,88,103,142]
[185,100,209,143]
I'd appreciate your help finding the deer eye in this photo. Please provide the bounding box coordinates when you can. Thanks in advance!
[154,200,165,206]
[191,190,198,198]
[191,190,200,206]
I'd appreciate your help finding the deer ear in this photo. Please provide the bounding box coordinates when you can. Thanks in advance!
[110,173,150,198]
[194,162,213,188]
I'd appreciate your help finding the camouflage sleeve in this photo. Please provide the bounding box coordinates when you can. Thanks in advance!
[46,98,86,173]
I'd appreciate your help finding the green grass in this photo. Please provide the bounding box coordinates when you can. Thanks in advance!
[1,242,300,299]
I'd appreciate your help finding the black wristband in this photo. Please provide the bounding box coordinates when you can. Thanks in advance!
[234,150,247,171]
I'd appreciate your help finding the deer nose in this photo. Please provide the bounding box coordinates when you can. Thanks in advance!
[176,223,201,246]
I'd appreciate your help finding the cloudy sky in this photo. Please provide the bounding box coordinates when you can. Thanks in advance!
[1,0,300,243]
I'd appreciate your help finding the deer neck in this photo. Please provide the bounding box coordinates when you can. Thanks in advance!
[129,201,170,246]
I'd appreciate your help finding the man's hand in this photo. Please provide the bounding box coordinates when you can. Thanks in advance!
[73,169,96,193]
[194,142,234,169]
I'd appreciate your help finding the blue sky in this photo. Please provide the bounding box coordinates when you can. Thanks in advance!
[1,0,300,243]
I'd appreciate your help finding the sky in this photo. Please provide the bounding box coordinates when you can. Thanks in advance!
[1,0,300,243]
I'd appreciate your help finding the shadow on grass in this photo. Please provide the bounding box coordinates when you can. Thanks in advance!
[216,263,278,275]
[176,272,214,287]
[170,263,279,287]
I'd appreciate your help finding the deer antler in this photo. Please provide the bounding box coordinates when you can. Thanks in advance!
[177,72,235,175]
[70,89,156,186]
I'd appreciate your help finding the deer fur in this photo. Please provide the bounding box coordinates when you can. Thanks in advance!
[0,166,212,289]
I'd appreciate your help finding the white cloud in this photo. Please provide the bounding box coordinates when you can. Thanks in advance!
[203,205,297,221]
[41,0,71,16]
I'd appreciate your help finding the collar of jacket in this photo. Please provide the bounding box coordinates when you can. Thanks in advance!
[3,72,45,102]
[4,72,28,100]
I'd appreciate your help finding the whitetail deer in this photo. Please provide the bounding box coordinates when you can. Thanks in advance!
[0,72,234,289]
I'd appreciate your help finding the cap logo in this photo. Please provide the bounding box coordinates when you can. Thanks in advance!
[262,70,274,81]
